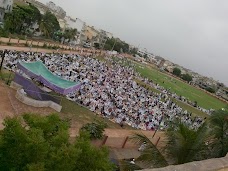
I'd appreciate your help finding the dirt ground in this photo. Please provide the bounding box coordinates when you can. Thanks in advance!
[0,82,55,129]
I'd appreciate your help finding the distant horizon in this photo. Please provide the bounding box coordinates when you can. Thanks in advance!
[37,0,228,86]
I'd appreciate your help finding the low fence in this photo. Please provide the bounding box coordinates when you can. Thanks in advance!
[0,37,105,55]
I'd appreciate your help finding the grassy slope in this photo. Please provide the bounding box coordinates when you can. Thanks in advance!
[135,64,227,110]
[61,98,132,129]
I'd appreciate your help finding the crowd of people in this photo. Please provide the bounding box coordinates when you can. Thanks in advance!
[2,50,205,130]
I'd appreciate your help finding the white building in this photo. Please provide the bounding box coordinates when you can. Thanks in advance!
[0,0,13,22]
[137,48,155,59]
[65,16,87,45]
[46,1,66,18]
[106,31,113,39]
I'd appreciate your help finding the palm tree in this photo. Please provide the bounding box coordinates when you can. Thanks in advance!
[132,121,209,168]
[39,11,60,38]
[208,107,228,158]
[62,28,77,43]
[39,18,52,38]
[132,133,168,168]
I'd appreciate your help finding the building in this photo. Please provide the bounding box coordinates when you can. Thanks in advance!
[65,16,86,45]
[106,31,113,39]
[0,0,13,22]
[84,26,99,40]
[137,48,154,59]
[46,1,66,18]
[57,18,67,30]
[216,88,228,101]
[26,0,47,15]
[97,29,108,48]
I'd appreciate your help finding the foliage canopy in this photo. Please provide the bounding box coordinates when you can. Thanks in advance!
[0,114,114,171]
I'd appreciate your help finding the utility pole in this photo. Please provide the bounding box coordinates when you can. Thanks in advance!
[0,50,6,72]
[111,38,117,51]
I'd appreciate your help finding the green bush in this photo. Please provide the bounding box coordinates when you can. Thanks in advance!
[0,28,9,37]
[181,74,193,82]
[18,35,26,40]
[80,120,107,140]
[0,114,115,171]
[173,67,181,77]
[205,87,215,93]
[43,43,48,48]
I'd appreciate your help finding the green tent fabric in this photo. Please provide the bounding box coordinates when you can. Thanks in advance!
[18,61,81,95]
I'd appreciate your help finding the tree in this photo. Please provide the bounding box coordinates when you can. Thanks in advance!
[208,108,228,158]
[205,87,216,93]
[80,120,107,140]
[104,38,130,53]
[129,47,138,55]
[39,11,60,38]
[131,121,209,168]
[0,114,114,171]
[74,131,115,171]
[144,54,148,59]
[173,67,181,77]
[94,42,100,49]
[62,28,77,41]
[181,73,192,82]
[4,4,41,34]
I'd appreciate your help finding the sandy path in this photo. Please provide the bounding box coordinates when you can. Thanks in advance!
[0,82,15,129]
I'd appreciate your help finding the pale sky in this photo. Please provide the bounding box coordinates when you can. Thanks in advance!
[38,0,228,86]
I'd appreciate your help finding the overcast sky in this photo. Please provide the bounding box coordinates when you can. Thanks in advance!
[38,0,228,86]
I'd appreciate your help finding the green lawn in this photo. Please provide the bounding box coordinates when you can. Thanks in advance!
[0,69,15,85]
[135,64,227,110]
[135,78,208,118]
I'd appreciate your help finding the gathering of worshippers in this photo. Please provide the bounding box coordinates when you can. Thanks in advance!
[1,50,208,131]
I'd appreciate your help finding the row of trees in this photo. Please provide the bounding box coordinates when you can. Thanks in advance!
[4,4,60,38]
[132,107,228,169]
[0,114,115,171]
[104,38,130,53]
[173,67,193,82]
[2,4,77,42]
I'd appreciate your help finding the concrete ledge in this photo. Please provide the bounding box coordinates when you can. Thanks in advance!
[10,81,23,90]
[15,88,62,112]
[139,154,228,171]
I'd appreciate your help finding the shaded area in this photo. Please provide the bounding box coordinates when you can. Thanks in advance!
[18,61,81,95]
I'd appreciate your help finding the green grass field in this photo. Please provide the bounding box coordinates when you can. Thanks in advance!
[96,56,227,112]
[135,78,208,118]
[135,64,227,110]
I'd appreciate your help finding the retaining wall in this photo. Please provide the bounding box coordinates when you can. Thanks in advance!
[12,82,62,112]
[139,154,228,171]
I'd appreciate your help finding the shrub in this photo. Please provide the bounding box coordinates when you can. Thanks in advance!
[205,87,215,93]
[80,120,107,140]
[181,74,192,82]
[173,67,181,77]
[43,43,48,48]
